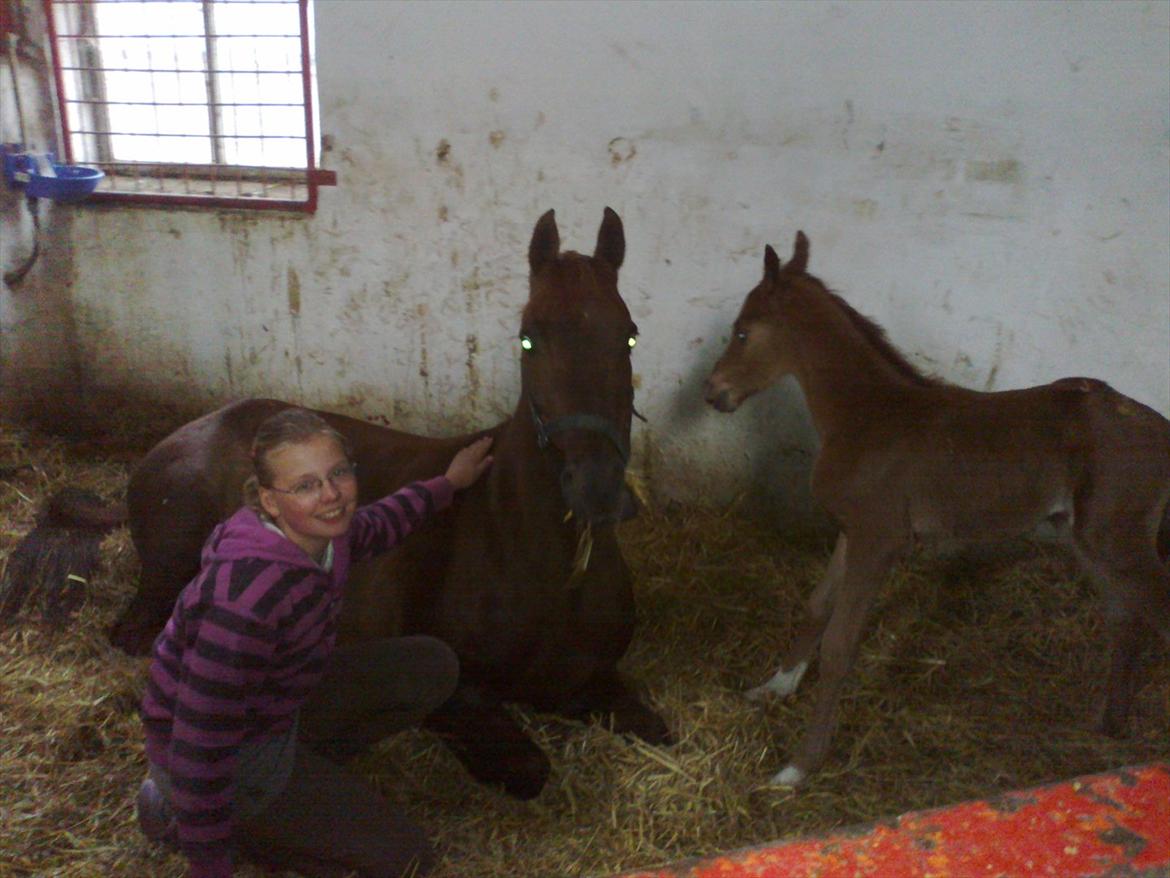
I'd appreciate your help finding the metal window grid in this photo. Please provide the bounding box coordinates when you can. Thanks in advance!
[45,0,334,211]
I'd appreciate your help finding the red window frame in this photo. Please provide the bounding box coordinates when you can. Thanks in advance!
[44,0,335,212]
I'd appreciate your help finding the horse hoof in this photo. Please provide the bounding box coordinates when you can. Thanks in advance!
[108,619,159,656]
[464,749,551,800]
[624,710,672,746]
[770,764,807,787]
[498,757,551,800]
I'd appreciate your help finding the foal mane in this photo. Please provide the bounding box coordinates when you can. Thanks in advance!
[817,281,942,388]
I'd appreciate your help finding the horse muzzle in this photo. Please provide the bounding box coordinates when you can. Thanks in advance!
[530,400,632,524]
[560,454,630,525]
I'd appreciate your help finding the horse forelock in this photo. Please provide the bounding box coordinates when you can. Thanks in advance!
[526,251,623,320]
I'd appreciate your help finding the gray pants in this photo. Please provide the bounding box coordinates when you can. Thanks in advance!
[153,635,459,878]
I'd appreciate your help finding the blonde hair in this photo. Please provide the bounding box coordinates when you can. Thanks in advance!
[242,408,352,510]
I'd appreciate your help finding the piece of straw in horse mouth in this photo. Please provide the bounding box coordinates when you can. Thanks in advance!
[565,472,647,578]
[573,522,593,578]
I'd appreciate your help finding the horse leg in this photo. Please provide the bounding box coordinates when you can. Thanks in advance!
[424,685,551,800]
[561,665,672,745]
[748,533,846,702]
[109,568,187,655]
[111,509,211,654]
[773,533,899,787]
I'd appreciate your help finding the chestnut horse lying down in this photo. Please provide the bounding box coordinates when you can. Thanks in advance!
[38,209,669,799]
[705,231,1170,787]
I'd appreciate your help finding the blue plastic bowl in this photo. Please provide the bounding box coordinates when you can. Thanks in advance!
[25,163,105,202]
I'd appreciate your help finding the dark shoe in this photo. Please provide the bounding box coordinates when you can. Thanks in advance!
[136,778,178,850]
[307,737,372,765]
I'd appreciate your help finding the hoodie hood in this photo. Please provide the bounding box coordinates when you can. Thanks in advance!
[200,507,322,568]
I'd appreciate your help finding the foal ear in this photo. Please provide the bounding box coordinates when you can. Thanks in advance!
[529,209,560,274]
[763,244,781,282]
[594,206,625,271]
[787,230,810,274]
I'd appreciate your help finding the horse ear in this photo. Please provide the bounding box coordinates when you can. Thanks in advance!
[764,244,781,282]
[529,209,560,274]
[594,206,625,271]
[787,230,810,274]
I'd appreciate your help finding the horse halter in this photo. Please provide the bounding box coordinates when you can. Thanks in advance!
[529,398,645,464]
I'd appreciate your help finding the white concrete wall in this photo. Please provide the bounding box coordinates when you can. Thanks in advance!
[5,0,1169,520]
[1,3,87,431]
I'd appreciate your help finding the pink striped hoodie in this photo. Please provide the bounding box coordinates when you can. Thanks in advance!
[140,477,453,878]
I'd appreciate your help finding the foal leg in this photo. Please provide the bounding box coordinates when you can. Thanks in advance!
[1098,607,1146,737]
[748,533,846,701]
[1075,543,1170,736]
[773,534,899,787]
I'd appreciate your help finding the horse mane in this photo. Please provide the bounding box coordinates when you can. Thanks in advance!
[818,282,943,388]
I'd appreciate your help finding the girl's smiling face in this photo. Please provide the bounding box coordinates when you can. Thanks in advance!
[258,433,358,561]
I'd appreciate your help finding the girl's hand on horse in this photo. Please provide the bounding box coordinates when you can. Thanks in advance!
[446,436,494,490]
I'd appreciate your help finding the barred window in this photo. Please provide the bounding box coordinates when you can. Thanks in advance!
[47,0,334,211]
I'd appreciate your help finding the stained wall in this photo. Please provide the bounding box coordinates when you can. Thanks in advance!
[4,1,1168,520]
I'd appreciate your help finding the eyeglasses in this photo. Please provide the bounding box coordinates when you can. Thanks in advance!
[264,462,358,502]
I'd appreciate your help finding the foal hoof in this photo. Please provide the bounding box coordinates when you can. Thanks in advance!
[769,764,807,788]
[1095,713,1129,739]
[747,662,808,702]
[745,684,773,703]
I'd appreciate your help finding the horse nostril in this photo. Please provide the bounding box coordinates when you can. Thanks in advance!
[560,456,626,520]
[706,387,735,412]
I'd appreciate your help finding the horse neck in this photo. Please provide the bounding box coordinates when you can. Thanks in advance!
[484,400,579,558]
[786,291,918,438]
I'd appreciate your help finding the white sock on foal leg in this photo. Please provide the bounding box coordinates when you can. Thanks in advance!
[746,660,808,701]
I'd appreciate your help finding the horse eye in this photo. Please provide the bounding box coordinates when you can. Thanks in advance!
[627,335,637,350]
[520,335,534,352]
[735,329,748,343]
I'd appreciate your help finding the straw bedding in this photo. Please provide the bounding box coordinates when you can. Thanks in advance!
[2,414,1167,878]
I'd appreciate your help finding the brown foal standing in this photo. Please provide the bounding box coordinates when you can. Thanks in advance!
[704,231,1170,786]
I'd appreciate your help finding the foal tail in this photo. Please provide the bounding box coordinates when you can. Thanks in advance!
[0,489,127,623]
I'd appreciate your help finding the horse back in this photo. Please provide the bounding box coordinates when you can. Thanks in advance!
[126,397,490,603]
[812,379,1170,544]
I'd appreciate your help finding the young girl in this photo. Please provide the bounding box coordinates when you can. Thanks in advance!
[135,407,493,878]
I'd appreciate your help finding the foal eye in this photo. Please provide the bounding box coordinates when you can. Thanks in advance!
[519,334,534,352]
[735,329,749,343]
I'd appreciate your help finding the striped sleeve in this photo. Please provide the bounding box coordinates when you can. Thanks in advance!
[348,475,454,562]
[165,573,280,873]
